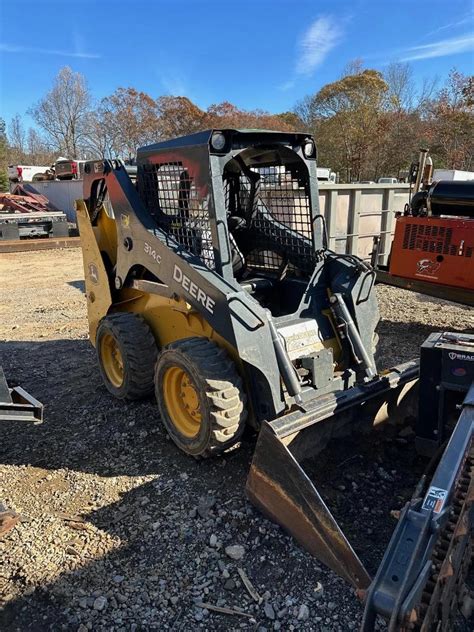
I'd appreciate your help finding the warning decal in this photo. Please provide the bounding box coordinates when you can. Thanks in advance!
[422,487,448,513]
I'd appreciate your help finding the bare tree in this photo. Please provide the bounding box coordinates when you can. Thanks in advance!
[8,115,26,155]
[84,107,118,159]
[294,94,317,129]
[26,129,56,166]
[341,58,364,78]
[29,66,91,157]
[384,63,415,112]
[417,75,439,113]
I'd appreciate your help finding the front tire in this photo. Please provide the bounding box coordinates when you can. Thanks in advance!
[96,313,158,400]
[155,337,247,457]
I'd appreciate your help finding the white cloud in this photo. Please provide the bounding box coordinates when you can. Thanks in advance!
[400,33,474,62]
[422,14,472,40]
[295,16,342,76]
[0,43,100,59]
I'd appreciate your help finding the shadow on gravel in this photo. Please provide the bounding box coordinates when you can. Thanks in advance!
[1,338,237,478]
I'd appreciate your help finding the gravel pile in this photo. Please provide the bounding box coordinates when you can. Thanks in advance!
[0,249,472,631]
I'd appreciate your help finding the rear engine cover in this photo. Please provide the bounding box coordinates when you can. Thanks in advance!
[389,216,474,290]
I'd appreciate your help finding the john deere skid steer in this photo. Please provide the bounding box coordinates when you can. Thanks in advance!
[76,130,473,630]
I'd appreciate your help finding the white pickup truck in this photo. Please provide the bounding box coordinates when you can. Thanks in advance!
[8,164,51,182]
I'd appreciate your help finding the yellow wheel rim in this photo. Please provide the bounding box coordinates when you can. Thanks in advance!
[163,367,202,438]
[100,333,124,388]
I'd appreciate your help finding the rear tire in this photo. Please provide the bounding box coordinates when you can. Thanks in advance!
[155,337,247,458]
[96,313,158,400]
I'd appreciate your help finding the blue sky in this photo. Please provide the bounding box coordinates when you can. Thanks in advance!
[0,0,473,128]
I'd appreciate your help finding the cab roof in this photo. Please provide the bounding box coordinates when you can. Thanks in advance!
[137,128,311,156]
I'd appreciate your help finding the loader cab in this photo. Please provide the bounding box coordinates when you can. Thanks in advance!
[137,129,323,315]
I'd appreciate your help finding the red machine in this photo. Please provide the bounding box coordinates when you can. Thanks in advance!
[389,215,474,291]
[376,152,474,305]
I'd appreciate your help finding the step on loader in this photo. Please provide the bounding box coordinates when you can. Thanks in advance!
[76,130,472,630]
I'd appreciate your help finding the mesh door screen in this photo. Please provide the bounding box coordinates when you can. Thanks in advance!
[226,163,315,275]
[139,162,215,269]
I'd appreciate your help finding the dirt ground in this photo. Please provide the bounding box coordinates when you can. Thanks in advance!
[0,247,473,632]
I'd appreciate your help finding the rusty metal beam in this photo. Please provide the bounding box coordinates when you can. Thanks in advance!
[0,237,81,253]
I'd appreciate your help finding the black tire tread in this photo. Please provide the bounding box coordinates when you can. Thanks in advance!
[157,337,247,457]
[97,312,157,400]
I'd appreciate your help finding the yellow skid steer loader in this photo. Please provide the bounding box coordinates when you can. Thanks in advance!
[76,130,473,630]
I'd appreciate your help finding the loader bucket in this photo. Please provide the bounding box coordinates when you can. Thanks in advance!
[246,360,419,590]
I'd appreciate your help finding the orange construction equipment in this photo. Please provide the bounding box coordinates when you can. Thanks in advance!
[375,151,474,306]
[389,215,474,291]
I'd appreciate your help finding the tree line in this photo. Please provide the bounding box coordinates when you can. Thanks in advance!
[1,62,473,190]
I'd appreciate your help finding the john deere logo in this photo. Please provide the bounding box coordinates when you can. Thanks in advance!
[88,263,99,284]
[121,213,130,227]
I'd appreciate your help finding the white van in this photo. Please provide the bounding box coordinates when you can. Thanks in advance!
[8,164,51,182]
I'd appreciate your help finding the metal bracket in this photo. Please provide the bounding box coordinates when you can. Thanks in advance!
[0,368,43,423]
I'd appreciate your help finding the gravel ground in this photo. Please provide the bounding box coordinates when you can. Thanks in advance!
[0,248,473,632]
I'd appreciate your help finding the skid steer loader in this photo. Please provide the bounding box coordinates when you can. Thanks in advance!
[76,130,472,629]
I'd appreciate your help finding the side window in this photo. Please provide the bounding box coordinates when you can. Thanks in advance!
[140,160,215,269]
[155,163,192,216]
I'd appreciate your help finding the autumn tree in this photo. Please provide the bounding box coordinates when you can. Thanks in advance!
[275,111,305,131]
[297,69,389,181]
[156,96,207,139]
[427,70,474,170]
[29,67,91,157]
[94,87,161,159]
[205,101,298,131]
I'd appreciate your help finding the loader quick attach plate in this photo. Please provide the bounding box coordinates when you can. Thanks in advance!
[246,360,419,590]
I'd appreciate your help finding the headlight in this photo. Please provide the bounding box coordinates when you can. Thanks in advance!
[303,140,315,158]
[210,131,226,152]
